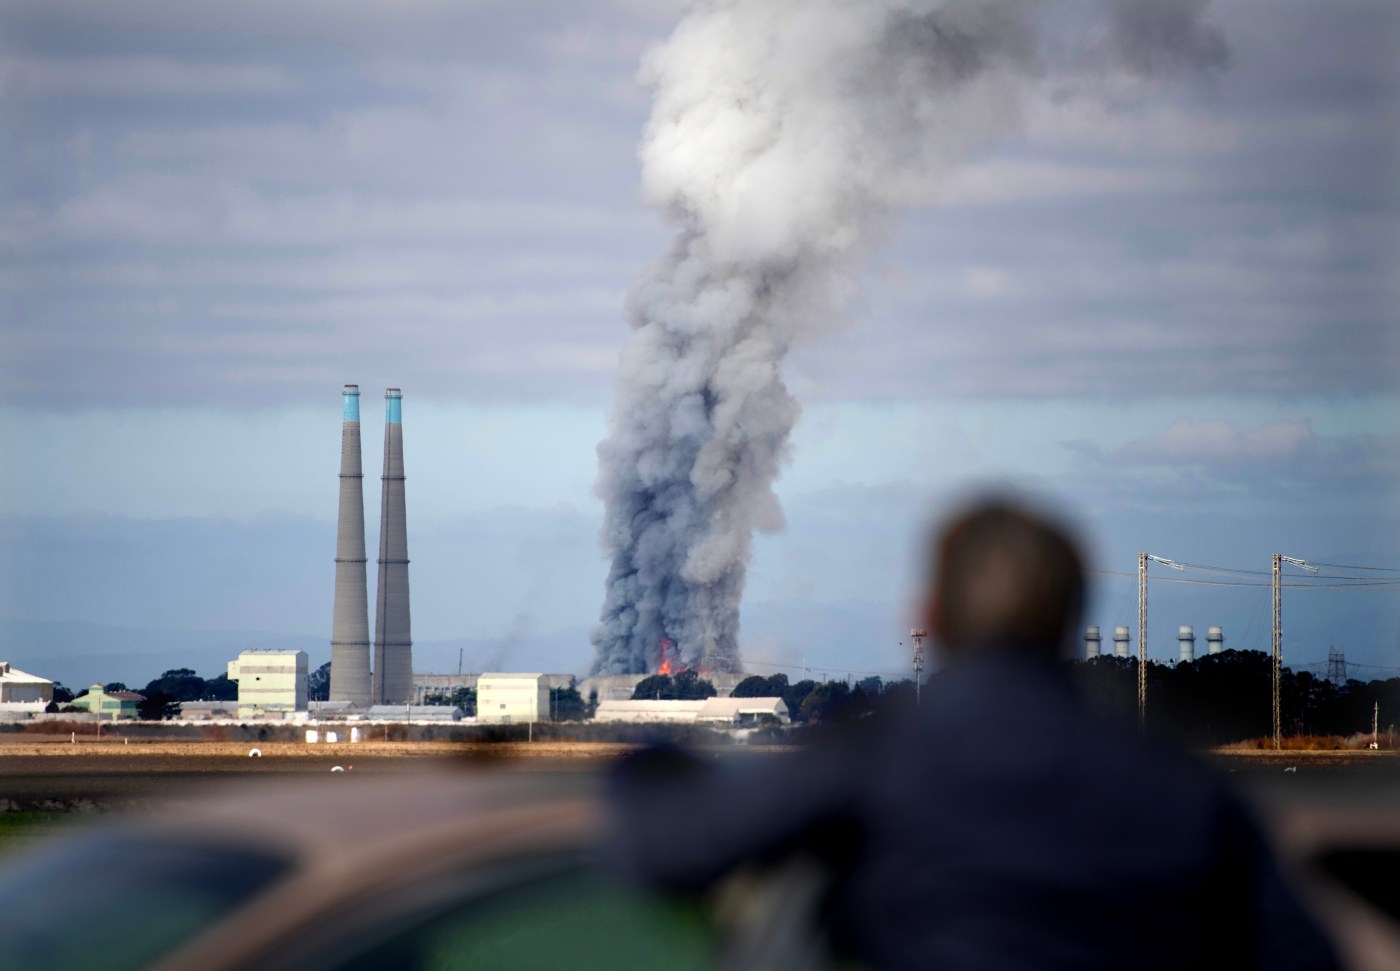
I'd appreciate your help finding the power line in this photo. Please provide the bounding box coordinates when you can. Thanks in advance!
[1087,568,1400,589]
[728,656,907,680]
[1311,562,1400,573]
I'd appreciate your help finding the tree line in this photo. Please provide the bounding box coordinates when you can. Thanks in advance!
[629,670,917,724]
[52,667,238,720]
[626,651,1397,745]
[1074,649,1398,746]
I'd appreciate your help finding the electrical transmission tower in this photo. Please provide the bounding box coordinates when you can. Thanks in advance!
[1138,553,1148,730]
[1272,554,1318,750]
[1326,648,1347,686]
[910,628,926,706]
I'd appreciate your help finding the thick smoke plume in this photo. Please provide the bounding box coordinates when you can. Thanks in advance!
[592,0,1226,676]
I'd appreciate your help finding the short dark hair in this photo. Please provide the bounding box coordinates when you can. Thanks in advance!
[930,499,1085,653]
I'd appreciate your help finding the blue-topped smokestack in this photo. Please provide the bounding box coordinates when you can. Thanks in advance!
[373,388,413,704]
[329,385,372,706]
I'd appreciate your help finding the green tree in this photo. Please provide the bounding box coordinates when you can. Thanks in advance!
[550,682,589,721]
[51,683,74,704]
[731,675,770,698]
[202,674,238,701]
[307,662,331,702]
[631,671,717,701]
[142,668,207,703]
[782,679,817,722]
[672,670,717,700]
[798,681,852,724]
[104,681,128,693]
[138,691,181,721]
[632,674,675,700]
[425,687,476,715]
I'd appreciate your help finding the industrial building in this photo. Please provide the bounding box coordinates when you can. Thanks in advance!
[594,697,789,726]
[229,649,308,719]
[476,673,551,724]
[68,685,144,719]
[0,663,53,714]
[178,700,241,721]
[1085,625,1226,662]
[411,673,574,704]
[363,705,463,722]
[576,674,648,704]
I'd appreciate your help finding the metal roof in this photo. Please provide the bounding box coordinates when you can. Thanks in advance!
[0,663,52,685]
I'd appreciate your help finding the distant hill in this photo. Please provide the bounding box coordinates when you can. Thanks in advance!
[0,618,325,689]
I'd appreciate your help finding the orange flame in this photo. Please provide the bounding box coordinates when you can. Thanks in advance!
[657,639,675,675]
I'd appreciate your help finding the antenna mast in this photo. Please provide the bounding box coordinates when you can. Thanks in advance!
[910,628,927,706]
[1138,553,1147,730]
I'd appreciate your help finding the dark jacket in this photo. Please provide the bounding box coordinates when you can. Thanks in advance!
[608,653,1340,970]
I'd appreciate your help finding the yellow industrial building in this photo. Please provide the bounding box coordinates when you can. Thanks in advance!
[228,649,308,719]
[475,673,551,724]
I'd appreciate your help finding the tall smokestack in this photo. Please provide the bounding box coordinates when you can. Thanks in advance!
[372,388,413,704]
[329,385,371,706]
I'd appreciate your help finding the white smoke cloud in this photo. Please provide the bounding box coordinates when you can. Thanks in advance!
[592,0,1228,674]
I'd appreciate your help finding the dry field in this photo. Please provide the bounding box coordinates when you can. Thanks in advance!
[0,736,637,761]
[1209,747,1400,771]
[0,735,643,811]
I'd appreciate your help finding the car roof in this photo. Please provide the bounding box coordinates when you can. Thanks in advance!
[137,766,604,971]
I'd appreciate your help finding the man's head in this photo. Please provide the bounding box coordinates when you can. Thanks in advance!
[925,497,1085,660]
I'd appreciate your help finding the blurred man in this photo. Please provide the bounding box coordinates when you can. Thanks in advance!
[609,497,1339,969]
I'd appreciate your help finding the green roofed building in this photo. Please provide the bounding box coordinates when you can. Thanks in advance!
[69,685,144,719]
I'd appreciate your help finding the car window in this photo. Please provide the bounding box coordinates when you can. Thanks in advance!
[0,830,288,971]
[324,860,716,971]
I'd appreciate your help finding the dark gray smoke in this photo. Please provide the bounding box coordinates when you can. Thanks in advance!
[591,0,1227,676]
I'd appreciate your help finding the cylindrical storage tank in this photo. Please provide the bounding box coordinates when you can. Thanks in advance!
[326,731,339,744]
[1084,626,1102,659]
[1207,626,1225,655]
[1113,626,1131,658]
[1178,625,1196,663]
[306,730,319,744]
[350,727,362,743]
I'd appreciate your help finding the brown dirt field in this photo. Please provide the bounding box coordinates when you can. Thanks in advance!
[0,738,638,760]
[1210,748,1399,767]
[0,738,644,811]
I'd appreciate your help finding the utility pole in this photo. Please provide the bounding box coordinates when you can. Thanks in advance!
[1138,553,1148,730]
[910,628,927,706]
[1136,554,1184,731]
[1272,554,1281,750]
[1374,702,1380,748]
[1272,554,1318,749]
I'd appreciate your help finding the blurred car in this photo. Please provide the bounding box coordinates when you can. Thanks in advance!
[0,768,737,971]
[0,762,1395,971]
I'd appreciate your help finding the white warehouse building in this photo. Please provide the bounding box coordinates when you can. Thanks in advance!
[594,697,789,727]
[228,649,308,719]
[476,673,550,725]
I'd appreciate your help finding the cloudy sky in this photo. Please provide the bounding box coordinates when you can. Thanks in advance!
[1,0,1396,688]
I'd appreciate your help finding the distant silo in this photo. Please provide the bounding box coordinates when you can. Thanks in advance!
[329,385,372,706]
[1207,626,1225,655]
[1113,626,1131,658]
[373,389,414,704]
[1084,626,1102,659]
[1178,625,1196,663]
